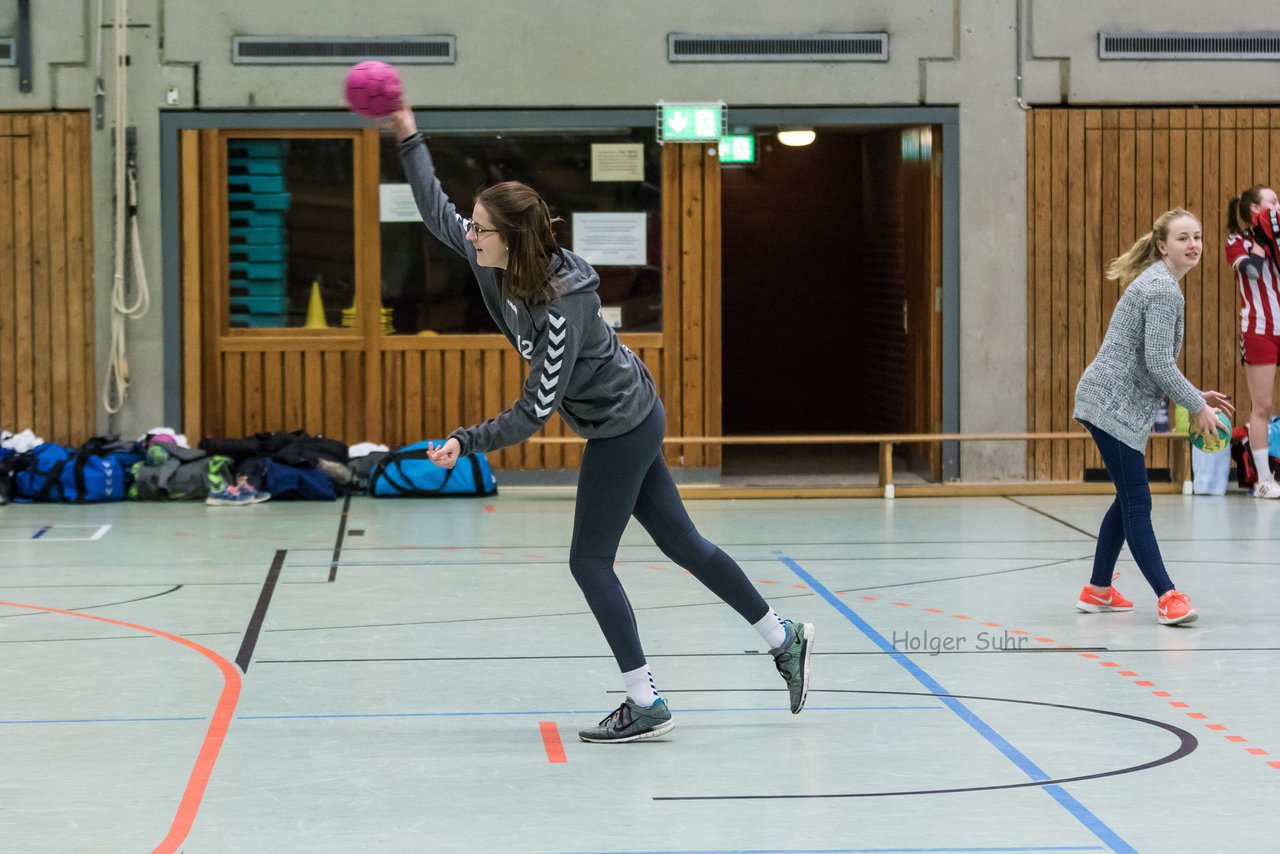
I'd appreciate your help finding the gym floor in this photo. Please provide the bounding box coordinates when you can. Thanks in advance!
[1,490,1275,853]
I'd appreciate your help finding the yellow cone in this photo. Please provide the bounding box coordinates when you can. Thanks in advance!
[305,280,327,329]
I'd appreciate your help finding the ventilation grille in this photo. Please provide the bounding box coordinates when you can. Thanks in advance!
[1099,32,1280,60]
[232,36,456,65]
[0,38,15,66]
[668,33,888,62]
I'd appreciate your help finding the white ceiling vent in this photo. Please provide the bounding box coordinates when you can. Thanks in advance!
[668,33,888,63]
[1099,32,1280,60]
[232,36,456,65]
[0,37,15,66]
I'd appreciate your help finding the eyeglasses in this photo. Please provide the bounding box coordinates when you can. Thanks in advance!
[468,220,499,238]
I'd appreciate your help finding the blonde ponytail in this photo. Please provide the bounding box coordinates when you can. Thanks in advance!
[1105,208,1197,283]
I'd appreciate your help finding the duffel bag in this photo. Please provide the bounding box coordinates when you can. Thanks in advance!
[370,441,497,497]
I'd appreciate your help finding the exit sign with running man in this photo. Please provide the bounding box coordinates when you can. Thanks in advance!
[657,102,727,143]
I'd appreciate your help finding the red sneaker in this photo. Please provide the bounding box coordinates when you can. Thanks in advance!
[1076,584,1134,613]
[1157,590,1198,626]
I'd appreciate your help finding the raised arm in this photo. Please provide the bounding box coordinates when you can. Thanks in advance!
[384,104,470,256]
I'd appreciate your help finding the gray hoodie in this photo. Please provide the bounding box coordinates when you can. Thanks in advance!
[399,133,658,456]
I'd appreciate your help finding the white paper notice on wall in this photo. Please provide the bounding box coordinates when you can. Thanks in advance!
[572,213,646,266]
[380,184,423,222]
[591,144,644,182]
[601,306,623,328]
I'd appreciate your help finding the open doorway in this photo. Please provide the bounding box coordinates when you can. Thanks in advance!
[720,125,943,486]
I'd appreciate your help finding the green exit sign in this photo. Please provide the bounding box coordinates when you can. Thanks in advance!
[719,135,756,164]
[657,102,726,143]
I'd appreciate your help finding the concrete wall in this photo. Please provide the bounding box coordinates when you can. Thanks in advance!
[1,0,1276,477]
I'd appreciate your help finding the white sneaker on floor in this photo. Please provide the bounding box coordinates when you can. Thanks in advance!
[1252,480,1280,499]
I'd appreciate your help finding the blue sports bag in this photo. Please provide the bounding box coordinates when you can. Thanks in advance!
[370,441,497,497]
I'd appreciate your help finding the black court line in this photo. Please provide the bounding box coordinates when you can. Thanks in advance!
[328,494,352,582]
[1005,495,1101,539]
[255,647,1112,664]
[285,536,1111,552]
[652,688,1197,801]
[235,550,286,673]
[0,585,183,619]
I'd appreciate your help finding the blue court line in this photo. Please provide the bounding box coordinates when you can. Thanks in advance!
[31,526,51,539]
[777,554,1136,854]
[541,847,1104,853]
[0,706,941,726]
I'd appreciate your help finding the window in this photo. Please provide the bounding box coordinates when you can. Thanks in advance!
[377,128,662,335]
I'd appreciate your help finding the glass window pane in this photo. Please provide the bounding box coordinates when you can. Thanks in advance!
[378,128,661,335]
[227,137,354,330]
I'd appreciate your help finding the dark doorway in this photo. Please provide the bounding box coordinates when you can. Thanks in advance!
[720,126,942,485]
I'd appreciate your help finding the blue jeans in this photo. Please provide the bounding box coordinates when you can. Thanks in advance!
[1083,422,1175,597]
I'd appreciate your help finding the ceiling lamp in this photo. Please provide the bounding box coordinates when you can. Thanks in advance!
[776,129,816,147]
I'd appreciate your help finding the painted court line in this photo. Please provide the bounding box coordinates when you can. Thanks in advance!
[775,554,1137,854]
[0,599,241,854]
[540,721,567,763]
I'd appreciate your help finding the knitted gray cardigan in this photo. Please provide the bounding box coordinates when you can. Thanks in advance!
[1073,261,1205,452]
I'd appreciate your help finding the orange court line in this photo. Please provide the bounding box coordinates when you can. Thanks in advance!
[539,722,567,763]
[0,599,243,854]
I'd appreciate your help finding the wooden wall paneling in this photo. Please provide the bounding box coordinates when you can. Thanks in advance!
[223,352,243,438]
[200,129,225,435]
[0,115,14,434]
[1025,116,1036,477]
[442,350,462,449]
[423,349,445,451]
[1049,110,1069,479]
[679,144,705,468]
[1066,110,1086,478]
[323,351,342,439]
[403,349,423,447]
[344,350,364,443]
[1185,111,1206,427]
[12,116,34,431]
[383,351,403,449]
[1147,111,1170,469]
[260,350,282,433]
[180,131,204,439]
[1031,111,1052,478]
[60,112,89,444]
[1083,111,1103,472]
[1208,110,1230,413]
[47,115,69,444]
[242,351,263,435]
[284,351,304,430]
[702,145,722,469]
[661,144,683,465]
[30,115,52,441]
[359,128,384,445]
[303,351,324,436]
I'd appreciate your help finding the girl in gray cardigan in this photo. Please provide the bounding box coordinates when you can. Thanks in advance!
[1073,208,1233,626]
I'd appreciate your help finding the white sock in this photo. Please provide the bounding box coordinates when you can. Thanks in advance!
[1253,448,1275,484]
[622,664,659,707]
[753,608,788,650]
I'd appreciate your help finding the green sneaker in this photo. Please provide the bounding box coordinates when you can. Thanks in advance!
[771,620,815,713]
[578,697,674,744]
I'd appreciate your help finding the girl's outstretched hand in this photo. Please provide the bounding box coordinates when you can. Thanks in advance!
[1201,390,1234,416]
[428,437,461,470]
[376,99,417,143]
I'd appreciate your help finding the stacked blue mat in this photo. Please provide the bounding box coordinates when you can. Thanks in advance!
[228,140,291,327]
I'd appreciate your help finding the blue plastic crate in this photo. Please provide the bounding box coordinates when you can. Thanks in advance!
[229,260,287,280]
[227,140,287,158]
[228,157,283,176]
[228,191,291,211]
[230,295,291,314]
[229,225,286,246]
[229,244,285,263]
[229,279,287,297]
[228,210,286,229]
[227,175,286,194]
[230,312,289,328]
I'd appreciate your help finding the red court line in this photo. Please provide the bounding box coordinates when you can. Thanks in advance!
[0,599,242,854]
[539,722,567,763]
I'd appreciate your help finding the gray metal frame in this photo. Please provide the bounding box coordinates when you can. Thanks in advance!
[160,106,959,479]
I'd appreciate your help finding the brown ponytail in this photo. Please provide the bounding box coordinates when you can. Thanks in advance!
[475,182,566,304]
[1226,185,1267,237]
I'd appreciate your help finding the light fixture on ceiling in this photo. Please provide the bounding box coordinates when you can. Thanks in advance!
[776,128,816,147]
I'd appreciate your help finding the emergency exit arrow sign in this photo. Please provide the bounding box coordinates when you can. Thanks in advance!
[657,102,727,143]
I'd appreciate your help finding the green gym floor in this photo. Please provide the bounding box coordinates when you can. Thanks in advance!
[1,491,1276,853]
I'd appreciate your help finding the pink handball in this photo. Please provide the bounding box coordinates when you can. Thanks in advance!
[344,61,404,118]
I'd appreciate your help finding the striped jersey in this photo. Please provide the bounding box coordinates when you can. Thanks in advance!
[1231,210,1280,335]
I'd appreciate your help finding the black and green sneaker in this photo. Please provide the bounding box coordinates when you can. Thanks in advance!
[578,697,674,744]
[771,620,815,713]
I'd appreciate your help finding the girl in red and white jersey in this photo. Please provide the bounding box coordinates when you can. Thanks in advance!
[1225,184,1280,498]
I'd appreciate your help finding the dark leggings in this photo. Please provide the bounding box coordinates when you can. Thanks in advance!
[1083,421,1175,597]
[570,400,771,672]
